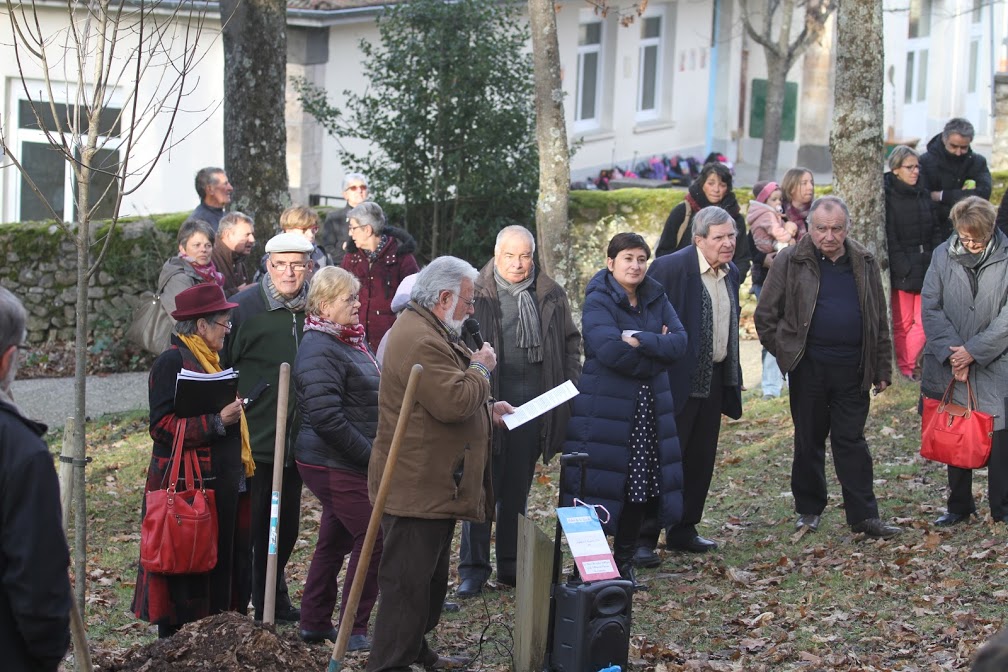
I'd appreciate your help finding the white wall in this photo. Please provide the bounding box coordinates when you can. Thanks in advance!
[0,6,227,223]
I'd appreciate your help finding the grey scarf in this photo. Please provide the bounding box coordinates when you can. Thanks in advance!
[949,234,998,298]
[494,266,542,363]
[264,274,309,313]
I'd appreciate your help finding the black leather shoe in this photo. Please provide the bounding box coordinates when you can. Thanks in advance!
[668,535,718,553]
[795,514,821,532]
[442,600,460,613]
[276,604,301,622]
[851,518,901,539]
[299,627,337,644]
[632,546,662,568]
[456,578,483,599]
[495,572,516,587]
[934,511,972,527]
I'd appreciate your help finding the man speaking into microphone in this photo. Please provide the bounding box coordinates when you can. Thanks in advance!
[457,225,582,598]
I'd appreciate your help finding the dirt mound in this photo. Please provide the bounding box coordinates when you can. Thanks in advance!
[92,613,338,671]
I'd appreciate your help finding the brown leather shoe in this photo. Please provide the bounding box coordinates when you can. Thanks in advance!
[851,518,900,539]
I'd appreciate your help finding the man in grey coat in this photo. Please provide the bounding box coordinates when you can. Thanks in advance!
[456,226,582,597]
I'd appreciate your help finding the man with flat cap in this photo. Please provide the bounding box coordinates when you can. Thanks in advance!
[224,231,314,622]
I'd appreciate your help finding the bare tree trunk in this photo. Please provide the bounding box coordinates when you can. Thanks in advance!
[220,0,290,245]
[830,0,885,260]
[758,55,788,180]
[528,0,570,284]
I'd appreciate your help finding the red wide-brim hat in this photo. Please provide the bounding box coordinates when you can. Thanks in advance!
[171,283,239,321]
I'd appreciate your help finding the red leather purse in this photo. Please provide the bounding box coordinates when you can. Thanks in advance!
[140,418,218,574]
[920,379,993,470]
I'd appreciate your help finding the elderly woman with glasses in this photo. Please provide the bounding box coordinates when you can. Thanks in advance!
[158,219,224,322]
[885,146,941,381]
[341,201,420,352]
[922,196,1008,526]
[132,283,253,638]
[292,266,381,650]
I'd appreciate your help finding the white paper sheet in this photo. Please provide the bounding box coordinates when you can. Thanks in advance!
[502,380,579,430]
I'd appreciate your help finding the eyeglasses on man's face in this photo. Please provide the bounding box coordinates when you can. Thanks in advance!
[346,184,368,193]
[454,293,476,308]
[270,260,310,273]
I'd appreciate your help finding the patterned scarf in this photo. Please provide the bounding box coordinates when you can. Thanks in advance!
[177,332,255,477]
[181,255,224,287]
[366,235,390,264]
[304,314,379,371]
[264,274,309,313]
[494,266,542,363]
[784,202,810,238]
[949,234,998,298]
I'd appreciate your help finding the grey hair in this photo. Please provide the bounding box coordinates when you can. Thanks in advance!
[348,201,385,236]
[0,286,27,354]
[808,195,851,229]
[887,145,918,172]
[175,310,230,336]
[178,219,215,248]
[342,172,369,191]
[411,256,478,310]
[691,206,736,239]
[218,211,253,235]
[942,117,975,142]
[494,225,536,255]
[195,167,225,200]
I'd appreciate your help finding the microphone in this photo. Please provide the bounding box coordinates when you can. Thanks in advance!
[463,317,484,349]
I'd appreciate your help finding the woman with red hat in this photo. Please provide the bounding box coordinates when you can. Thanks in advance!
[131,283,254,637]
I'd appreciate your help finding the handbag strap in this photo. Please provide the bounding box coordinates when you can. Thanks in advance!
[183,445,206,492]
[163,417,188,500]
[940,378,979,414]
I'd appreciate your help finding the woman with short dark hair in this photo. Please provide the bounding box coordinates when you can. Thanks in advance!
[563,232,687,587]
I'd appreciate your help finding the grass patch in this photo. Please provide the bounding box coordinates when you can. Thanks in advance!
[70,382,1004,670]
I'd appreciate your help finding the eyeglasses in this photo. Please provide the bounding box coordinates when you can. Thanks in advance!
[348,223,368,232]
[959,234,990,247]
[214,320,233,330]
[346,185,368,192]
[343,294,360,303]
[454,293,476,308]
[270,260,310,273]
[898,164,920,172]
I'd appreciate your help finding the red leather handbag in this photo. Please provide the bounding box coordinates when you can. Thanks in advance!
[920,379,993,470]
[140,418,218,574]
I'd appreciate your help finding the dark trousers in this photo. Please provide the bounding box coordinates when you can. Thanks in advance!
[297,463,381,634]
[640,363,724,547]
[249,464,303,618]
[789,357,878,525]
[947,429,1008,519]
[367,516,456,672]
[458,422,539,583]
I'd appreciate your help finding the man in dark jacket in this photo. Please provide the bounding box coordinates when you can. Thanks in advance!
[456,226,582,597]
[0,287,72,671]
[318,172,369,265]
[919,118,992,239]
[636,206,744,562]
[754,196,900,539]
[224,231,313,623]
[212,211,256,297]
[187,166,233,232]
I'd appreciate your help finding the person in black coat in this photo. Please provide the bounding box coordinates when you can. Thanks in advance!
[293,266,381,651]
[635,206,744,563]
[654,161,751,283]
[563,233,688,587]
[919,117,992,240]
[885,146,942,380]
[0,287,72,672]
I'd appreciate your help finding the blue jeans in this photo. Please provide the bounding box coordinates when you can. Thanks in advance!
[753,284,783,397]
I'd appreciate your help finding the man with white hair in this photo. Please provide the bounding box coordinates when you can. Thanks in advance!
[0,287,72,670]
[319,172,370,265]
[225,231,314,622]
[457,225,581,598]
[366,257,513,672]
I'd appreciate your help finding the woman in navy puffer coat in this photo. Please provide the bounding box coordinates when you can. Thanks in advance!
[293,266,381,651]
[564,233,688,586]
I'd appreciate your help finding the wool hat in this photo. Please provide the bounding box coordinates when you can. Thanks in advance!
[752,181,780,204]
[171,283,239,321]
[265,231,314,254]
[391,273,419,314]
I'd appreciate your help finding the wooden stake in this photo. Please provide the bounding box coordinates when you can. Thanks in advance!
[263,362,291,626]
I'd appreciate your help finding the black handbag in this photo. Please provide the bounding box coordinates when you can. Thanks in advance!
[126,277,175,354]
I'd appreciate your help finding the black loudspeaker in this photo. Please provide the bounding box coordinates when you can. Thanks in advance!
[550,579,634,672]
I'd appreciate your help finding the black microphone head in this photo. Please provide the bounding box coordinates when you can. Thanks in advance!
[463,318,483,348]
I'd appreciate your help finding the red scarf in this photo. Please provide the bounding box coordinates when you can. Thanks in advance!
[303,314,378,370]
[182,255,224,287]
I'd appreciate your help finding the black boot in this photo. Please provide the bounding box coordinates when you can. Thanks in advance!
[613,503,647,591]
